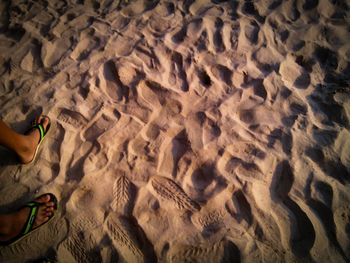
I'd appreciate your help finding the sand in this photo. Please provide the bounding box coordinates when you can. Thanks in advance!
[0,0,349,262]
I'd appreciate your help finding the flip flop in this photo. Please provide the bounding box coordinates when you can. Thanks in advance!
[0,193,58,246]
[23,115,51,165]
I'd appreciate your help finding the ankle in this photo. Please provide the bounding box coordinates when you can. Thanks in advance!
[15,135,35,160]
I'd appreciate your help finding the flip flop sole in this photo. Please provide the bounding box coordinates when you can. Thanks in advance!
[0,193,58,246]
[22,115,51,165]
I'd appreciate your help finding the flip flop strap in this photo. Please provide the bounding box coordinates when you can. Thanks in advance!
[32,124,44,143]
[22,202,39,235]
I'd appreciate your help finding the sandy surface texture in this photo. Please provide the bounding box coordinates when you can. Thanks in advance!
[0,0,350,262]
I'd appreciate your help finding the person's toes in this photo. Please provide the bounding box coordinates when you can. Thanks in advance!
[45,212,52,218]
[45,200,54,206]
[47,203,55,210]
[40,116,50,132]
[32,116,50,132]
[45,208,54,214]
[36,194,51,204]
[32,197,56,228]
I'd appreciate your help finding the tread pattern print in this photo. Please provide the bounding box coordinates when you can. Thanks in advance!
[167,240,239,263]
[150,176,200,212]
[111,175,135,215]
[62,233,101,263]
[104,214,144,263]
[192,209,226,231]
[70,214,102,233]
[57,108,88,129]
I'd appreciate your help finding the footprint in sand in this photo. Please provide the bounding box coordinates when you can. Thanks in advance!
[59,211,103,263]
[136,80,163,109]
[171,24,187,44]
[167,240,240,263]
[243,20,260,45]
[19,40,42,73]
[60,232,102,263]
[148,2,178,35]
[271,160,316,257]
[186,17,204,42]
[192,208,226,233]
[117,63,143,87]
[134,44,160,71]
[149,175,200,212]
[57,108,88,129]
[148,16,178,35]
[154,1,175,17]
[142,122,161,141]
[83,114,115,142]
[129,134,150,156]
[186,162,226,199]
[194,30,210,52]
[235,160,264,181]
[184,113,206,152]
[111,174,136,216]
[241,1,265,24]
[108,14,130,32]
[189,1,224,17]
[70,37,100,61]
[212,17,225,53]
[157,129,189,176]
[71,213,103,234]
[69,186,96,212]
[41,38,72,67]
[104,213,144,263]
[100,60,129,102]
[196,67,212,89]
[120,0,159,18]
[169,51,189,92]
[233,189,253,226]
[210,64,232,86]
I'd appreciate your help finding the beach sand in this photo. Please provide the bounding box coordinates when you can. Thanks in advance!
[0,0,350,262]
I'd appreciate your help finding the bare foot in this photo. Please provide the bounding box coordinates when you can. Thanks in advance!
[0,194,55,243]
[18,116,50,164]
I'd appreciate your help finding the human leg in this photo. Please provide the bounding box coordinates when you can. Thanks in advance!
[0,116,50,164]
[0,194,56,245]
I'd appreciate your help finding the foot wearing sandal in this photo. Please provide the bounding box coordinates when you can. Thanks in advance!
[0,194,56,245]
[18,115,50,164]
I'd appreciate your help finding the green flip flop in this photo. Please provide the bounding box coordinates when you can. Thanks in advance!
[0,193,58,246]
[23,115,51,165]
